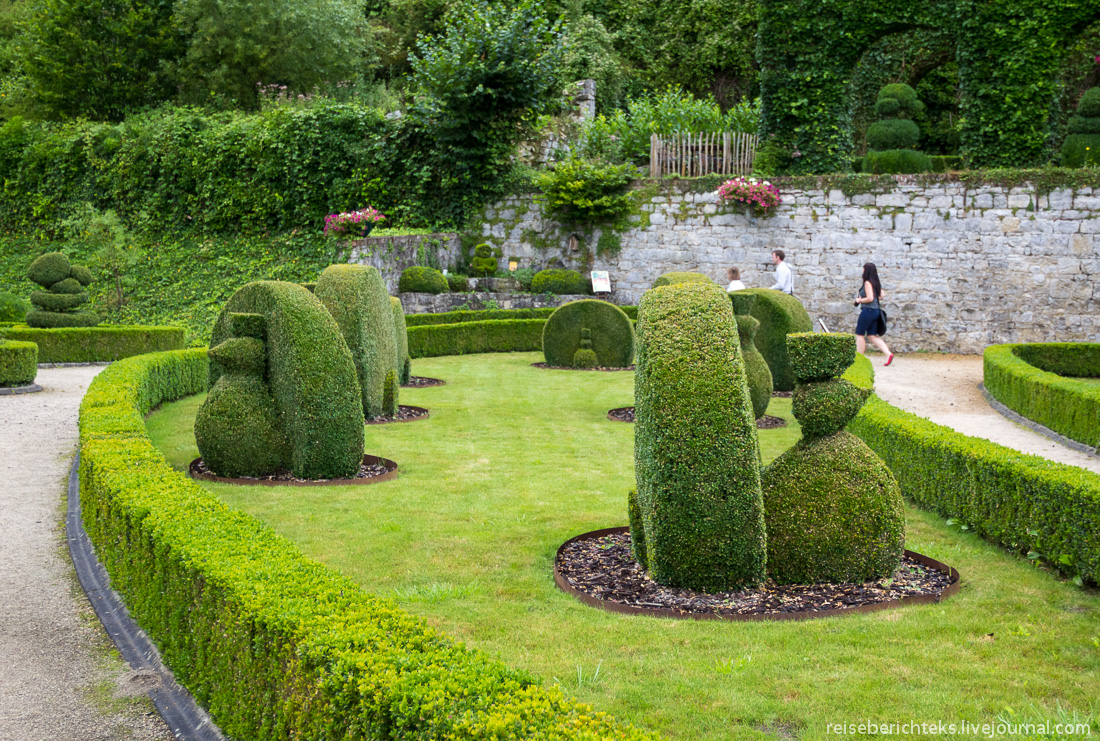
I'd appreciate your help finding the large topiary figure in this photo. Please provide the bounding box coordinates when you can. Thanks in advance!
[760,332,905,585]
[398,266,448,294]
[543,299,634,368]
[740,288,812,392]
[630,281,766,592]
[24,252,99,328]
[202,281,364,479]
[1062,88,1100,168]
[0,292,29,322]
[652,271,711,288]
[863,83,931,175]
[531,269,589,295]
[314,265,397,419]
[730,292,773,420]
[391,296,411,385]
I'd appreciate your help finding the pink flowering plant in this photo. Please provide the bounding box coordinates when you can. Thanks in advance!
[715,177,782,217]
[323,207,386,239]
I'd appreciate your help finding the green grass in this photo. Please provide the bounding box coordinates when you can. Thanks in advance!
[146,352,1100,741]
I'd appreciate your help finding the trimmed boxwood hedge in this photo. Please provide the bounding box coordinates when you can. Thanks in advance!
[531,269,590,295]
[787,331,857,383]
[407,319,546,358]
[984,343,1100,449]
[398,266,448,294]
[542,300,635,368]
[391,297,411,385]
[0,339,37,386]
[0,325,185,363]
[406,306,638,326]
[79,349,656,741]
[652,272,711,288]
[739,289,813,392]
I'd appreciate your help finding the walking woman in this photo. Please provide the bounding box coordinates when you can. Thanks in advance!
[854,262,894,366]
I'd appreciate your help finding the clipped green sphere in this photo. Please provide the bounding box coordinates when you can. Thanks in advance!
[27,252,72,288]
[70,265,93,287]
[543,299,634,368]
[49,278,84,295]
[398,266,448,294]
[1077,87,1100,118]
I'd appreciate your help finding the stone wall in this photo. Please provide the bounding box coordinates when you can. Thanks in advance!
[398,291,591,315]
[475,179,1099,353]
[346,233,461,294]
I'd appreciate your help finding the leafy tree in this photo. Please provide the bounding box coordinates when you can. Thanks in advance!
[62,204,138,308]
[560,0,627,111]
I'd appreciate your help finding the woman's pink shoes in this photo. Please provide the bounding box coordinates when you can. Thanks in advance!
[885,354,894,366]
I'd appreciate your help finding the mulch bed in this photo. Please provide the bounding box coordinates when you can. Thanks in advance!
[531,363,635,371]
[771,390,793,398]
[756,414,787,429]
[401,376,445,388]
[556,530,957,619]
[608,406,787,429]
[366,405,429,424]
[189,455,397,486]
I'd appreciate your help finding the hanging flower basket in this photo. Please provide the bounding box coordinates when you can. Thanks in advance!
[324,207,386,239]
[715,178,782,218]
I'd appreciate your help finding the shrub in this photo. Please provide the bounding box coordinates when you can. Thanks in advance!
[26,252,72,287]
[0,291,28,322]
[735,314,773,420]
[740,288,813,392]
[399,266,449,294]
[405,306,638,326]
[0,339,37,386]
[930,155,963,173]
[536,158,636,226]
[446,273,471,292]
[0,326,184,363]
[391,296,411,385]
[862,149,933,174]
[786,331,857,383]
[206,281,364,479]
[314,265,398,419]
[652,271,711,288]
[25,251,98,328]
[470,244,500,277]
[866,119,922,151]
[407,319,545,358]
[530,269,589,295]
[1062,88,1100,168]
[542,299,635,368]
[633,281,765,591]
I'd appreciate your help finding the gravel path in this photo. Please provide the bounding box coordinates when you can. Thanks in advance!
[0,366,172,741]
[870,353,1100,474]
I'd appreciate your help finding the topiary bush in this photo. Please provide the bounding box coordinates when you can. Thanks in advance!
[313,265,397,419]
[632,281,766,592]
[446,273,471,292]
[740,288,813,392]
[391,296,411,385]
[470,244,501,277]
[399,266,449,294]
[866,119,922,151]
[205,281,364,479]
[0,339,37,386]
[1062,87,1100,168]
[24,251,99,328]
[864,83,930,174]
[0,291,29,322]
[862,149,934,175]
[761,332,904,585]
[571,328,598,368]
[531,269,589,295]
[543,299,635,368]
[730,293,772,420]
[652,271,711,288]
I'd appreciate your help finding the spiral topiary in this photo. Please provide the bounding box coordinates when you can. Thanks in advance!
[1062,88,1100,168]
[391,296,411,385]
[543,299,634,368]
[24,252,99,328]
[729,292,773,420]
[864,83,930,174]
[760,332,905,585]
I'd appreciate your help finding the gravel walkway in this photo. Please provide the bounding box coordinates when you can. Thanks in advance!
[0,366,172,741]
[870,353,1100,474]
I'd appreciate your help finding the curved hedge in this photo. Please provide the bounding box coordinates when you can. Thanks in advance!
[79,349,656,740]
[0,325,185,363]
[542,300,635,368]
[983,343,1100,450]
[0,339,37,386]
[738,288,813,392]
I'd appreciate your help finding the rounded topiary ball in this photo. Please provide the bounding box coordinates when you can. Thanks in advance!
[543,299,634,368]
[398,266,448,294]
[70,265,93,287]
[761,431,905,585]
[1077,87,1100,118]
[866,119,921,151]
[26,252,72,288]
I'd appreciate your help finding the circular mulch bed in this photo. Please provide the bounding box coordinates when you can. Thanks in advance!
[189,455,398,486]
[531,362,635,372]
[366,405,429,424]
[771,390,793,398]
[555,527,959,622]
[0,383,44,395]
[608,406,788,429]
[402,376,445,388]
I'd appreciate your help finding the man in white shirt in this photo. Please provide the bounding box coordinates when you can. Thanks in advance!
[769,249,793,294]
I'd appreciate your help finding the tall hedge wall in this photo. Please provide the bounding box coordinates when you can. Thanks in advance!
[78,349,657,741]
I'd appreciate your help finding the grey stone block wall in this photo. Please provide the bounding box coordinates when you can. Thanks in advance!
[398,292,596,314]
[346,233,461,294]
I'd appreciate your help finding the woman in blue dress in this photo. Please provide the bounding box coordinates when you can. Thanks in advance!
[854,262,894,366]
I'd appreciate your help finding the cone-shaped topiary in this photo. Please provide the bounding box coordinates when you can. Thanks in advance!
[313,265,397,419]
[24,252,98,328]
[633,281,766,591]
[652,271,711,288]
[760,332,905,585]
[543,299,634,368]
[740,288,812,392]
[391,296,411,385]
[729,291,773,420]
[205,281,364,479]
[1062,87,1100,168]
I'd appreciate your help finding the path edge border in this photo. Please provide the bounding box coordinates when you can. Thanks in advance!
[979,383,1099,457]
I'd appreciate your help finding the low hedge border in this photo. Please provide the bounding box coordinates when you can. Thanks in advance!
[79,349,657,740]
[0,325,186,363]
[406,306,638,327]
[0,339,37,386]
[843,355,1099,586]
[408,319,546,358]
[983,343,1100,450]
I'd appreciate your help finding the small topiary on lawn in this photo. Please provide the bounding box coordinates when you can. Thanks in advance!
[531,269,589,295]
[391,296,411,385]
[24,251,99,328]
[470,243,501,277]
[0,291,29,322]
[543,299,634,368]
[633,281,765,592]
[761,332,904,585]
[652,271,711,288]
[0,339,37,386]
[740,288,813,392]
[572,328,598,368]
[1062,87,1100,168]
[399,266,448,294]
[730,292,773,420]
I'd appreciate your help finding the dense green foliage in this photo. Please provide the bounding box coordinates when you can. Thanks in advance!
[314,265,397,419]
[405,305,637,326]
[633,282,765,591]
[407,318,545,358]
[0,338,36,385]
[651,271,710,288]
[542,299,635,367]
[866,119,921,152]
[735,313,772,420]
[0,290,26,321]
[469,243,500,277]
[786,331,857,383]
[391,297,411,385]
[207,281,363,479]
[531,269,590,295]
[984,343,1100,450]
[398,266,449,294]
[1062,88,1100,168]
[0,325,184,362]
[445,273,470,292]
[79,349,657,740]
[536,158,636,226]
[741,288,813,392]
[862,149,935,174]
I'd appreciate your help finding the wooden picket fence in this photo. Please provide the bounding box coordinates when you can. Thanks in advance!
[648,132,758,179]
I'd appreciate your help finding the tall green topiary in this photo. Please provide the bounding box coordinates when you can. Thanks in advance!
[652,271,711,288]
[314,265,397,419]
[730,292,773,420]
[470,243,501,277]
[24,252,99,328]
[205,281,364,479]
[543,299,634,368]
[761,332,905,585]
[390,296,411,385]
[741,288,813,392]
[1062,88,1100,168]
[632,282,766,592]
[864,83,930,174]
[572,328,598,368]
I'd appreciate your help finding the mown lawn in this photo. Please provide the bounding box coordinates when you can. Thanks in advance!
[146,351,1100,741]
